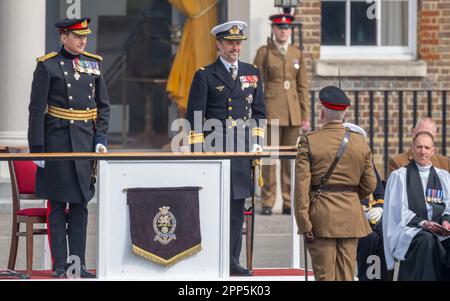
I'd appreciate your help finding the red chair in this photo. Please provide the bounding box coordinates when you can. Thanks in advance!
[5,146,47,275]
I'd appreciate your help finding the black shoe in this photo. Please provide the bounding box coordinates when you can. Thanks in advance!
[230,264,253,276]
[282,207,291,215]
[80,265,96,279]
[261,206,272,215]
[52,266,67,278]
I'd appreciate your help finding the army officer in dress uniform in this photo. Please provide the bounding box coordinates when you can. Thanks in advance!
[28,17,110,278]
[254,13,309,216]
[294,86,376,281]
[186,21,266,276]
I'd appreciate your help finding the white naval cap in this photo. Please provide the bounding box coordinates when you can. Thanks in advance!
[343,122,367,138]
[211,20,248,40]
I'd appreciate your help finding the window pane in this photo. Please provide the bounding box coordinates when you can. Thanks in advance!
[381,0,408,46]
[321,1,346,45]
[350,1,376,45]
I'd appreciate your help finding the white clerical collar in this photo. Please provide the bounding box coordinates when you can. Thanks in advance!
[273,39,288,53]
[415,161,432,172]
[220,56,239,72]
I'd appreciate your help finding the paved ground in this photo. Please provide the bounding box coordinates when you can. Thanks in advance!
[0,198,308,272]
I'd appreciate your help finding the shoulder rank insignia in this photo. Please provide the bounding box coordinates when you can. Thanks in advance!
[82,51,103,61]
[36,52,58,63]
[215,85,225,92]
[253,64,258,68]
[199,67,205,71]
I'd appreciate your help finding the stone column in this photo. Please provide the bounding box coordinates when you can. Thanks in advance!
[0,0,46,180]
[0,0,46,148]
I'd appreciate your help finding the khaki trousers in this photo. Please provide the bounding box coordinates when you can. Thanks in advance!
[261,125,300,209]
[306,237,358,281]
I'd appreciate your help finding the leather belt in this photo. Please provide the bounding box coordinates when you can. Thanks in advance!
[311,185,358,193]
[48,105,97,121]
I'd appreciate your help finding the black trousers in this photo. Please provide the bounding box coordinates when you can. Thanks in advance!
[357,222,388,281]
[230,198,245,268]
[399,230,450,281]
[47,200,88,269]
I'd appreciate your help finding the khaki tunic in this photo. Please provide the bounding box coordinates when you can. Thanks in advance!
[294,122,376,238]
[387,149,450,179]
[253,43,309,126]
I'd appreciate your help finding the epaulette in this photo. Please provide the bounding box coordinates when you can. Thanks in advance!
[82,51,103,61]
[36,52,58,63]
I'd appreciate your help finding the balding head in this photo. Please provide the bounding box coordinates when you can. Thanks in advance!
[412,118,437,139]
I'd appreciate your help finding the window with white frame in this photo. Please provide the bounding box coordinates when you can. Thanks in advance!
[320,0,417,60]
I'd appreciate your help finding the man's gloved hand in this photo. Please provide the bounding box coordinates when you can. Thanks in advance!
[33,161,45,168]
[368,207,383,223]
[95,144,107,153]
[250,144,263,153]
[180,145,190,153]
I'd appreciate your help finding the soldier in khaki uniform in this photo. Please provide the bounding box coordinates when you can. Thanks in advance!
[387,117,450,179]
[254,14,309,215]
[294,86,377,281]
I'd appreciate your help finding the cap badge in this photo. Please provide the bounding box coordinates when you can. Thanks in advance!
[229,25,240,35]
[82,20,88,27]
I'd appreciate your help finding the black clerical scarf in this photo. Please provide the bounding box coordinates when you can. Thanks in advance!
[406,160,445,226]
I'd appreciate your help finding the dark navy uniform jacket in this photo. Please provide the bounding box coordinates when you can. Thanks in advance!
[28,47,110,203]
[361,167,384,209]
[186,57,266,200]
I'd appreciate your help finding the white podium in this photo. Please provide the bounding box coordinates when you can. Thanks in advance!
[97,159,230,280]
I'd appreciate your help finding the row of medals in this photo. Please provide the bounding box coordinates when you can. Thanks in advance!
[72,59,100,80]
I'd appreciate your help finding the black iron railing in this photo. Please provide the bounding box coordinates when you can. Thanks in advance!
[309,89,449,178]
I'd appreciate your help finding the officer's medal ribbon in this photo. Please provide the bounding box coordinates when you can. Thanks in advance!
[239,75,258,91]
[72,58,82,80]
[435,189,443,204]
[426,188,432,204]
[438,190,443,204]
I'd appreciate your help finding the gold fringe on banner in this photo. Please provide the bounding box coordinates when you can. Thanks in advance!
[132,244,202,267]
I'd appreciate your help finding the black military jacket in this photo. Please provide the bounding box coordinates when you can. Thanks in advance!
[186,57,266,199]
[28,47,110,203]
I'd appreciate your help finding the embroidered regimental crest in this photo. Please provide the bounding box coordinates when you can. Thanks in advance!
[153,206,177,244]
[127,187,202,266]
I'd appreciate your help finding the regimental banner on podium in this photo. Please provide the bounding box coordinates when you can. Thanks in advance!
[126,187,202,266]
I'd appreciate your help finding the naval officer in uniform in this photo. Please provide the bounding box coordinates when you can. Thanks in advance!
[186,21,266,276]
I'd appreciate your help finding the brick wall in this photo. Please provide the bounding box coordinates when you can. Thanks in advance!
[294,0,450,179]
